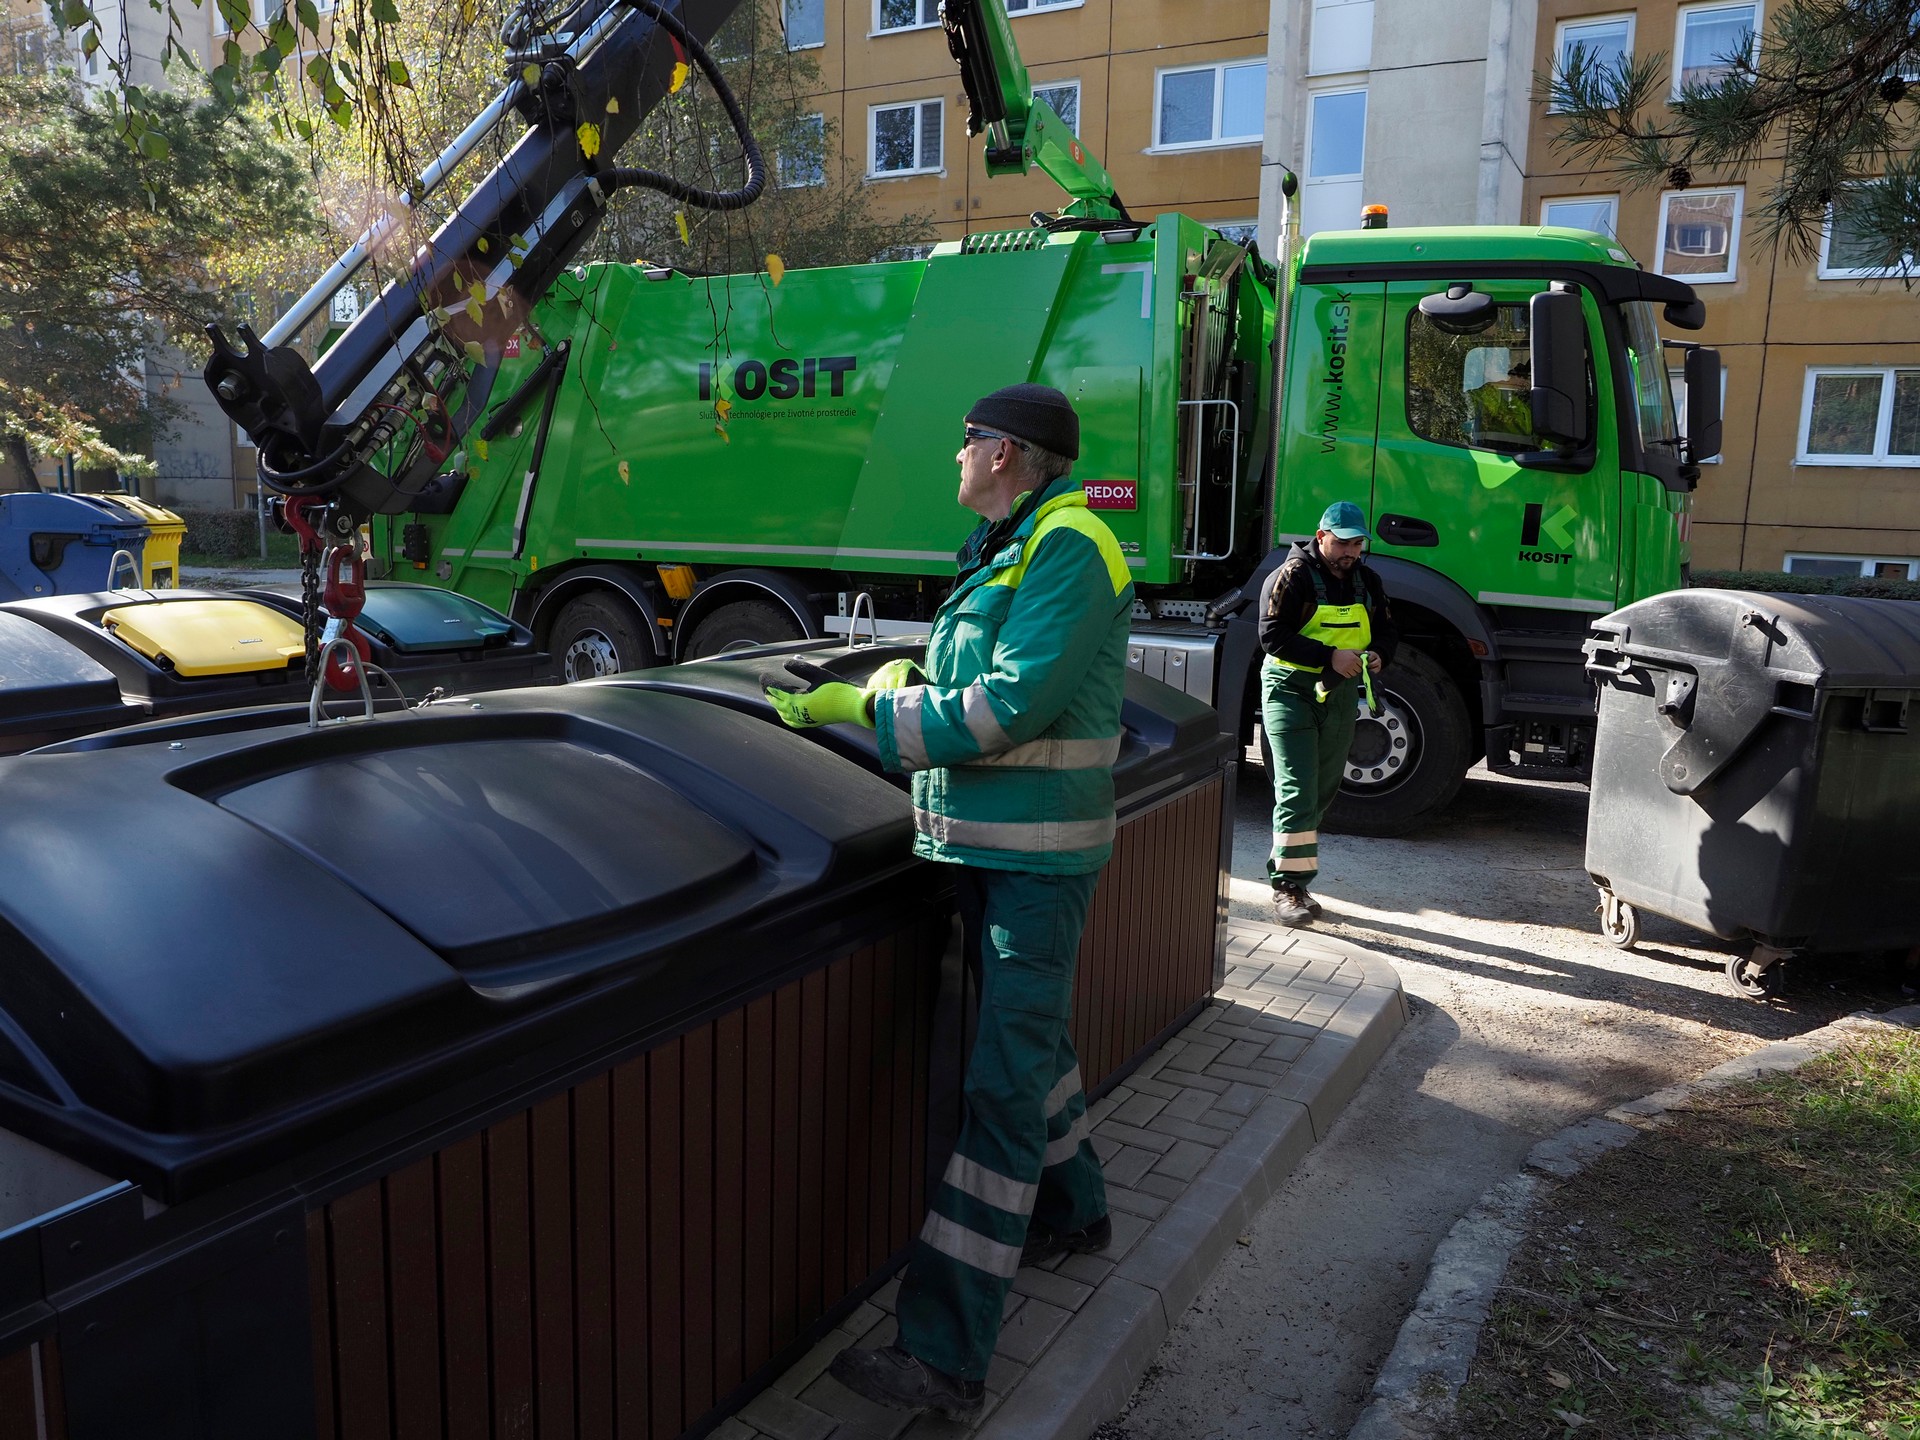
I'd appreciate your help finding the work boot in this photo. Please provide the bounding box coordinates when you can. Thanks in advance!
[1272,880,1314,927]
[828,1344,984,1421]
[1021,1212,1113,1268]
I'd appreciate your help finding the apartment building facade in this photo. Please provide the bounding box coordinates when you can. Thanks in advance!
[1528,0,1919,578]
[781,0,1267,245]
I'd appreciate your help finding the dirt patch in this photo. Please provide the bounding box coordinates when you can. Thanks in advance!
[1452,1031,1920,1439]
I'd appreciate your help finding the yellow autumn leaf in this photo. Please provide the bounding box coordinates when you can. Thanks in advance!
[714,425,730,444]
[675,210,690,245]
[617,460,631,484]
[522,63,538,85]
[669,60,689,93]
[473,438,490,461]
[605,97,619,114]
[459,0,476,22]
[476,236,489,253]
[715,396,732,420]
[465,298,484,326]
[468,281,486,304]
[577,122,601,159]
[766,253,786,286]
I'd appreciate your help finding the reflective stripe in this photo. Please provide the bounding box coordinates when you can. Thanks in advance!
[1044,1066,1084,1120]
[988,498,1132,597]
[943,1153,1038,1216]
[892,688,930,770]
[961,734,1122,771]
[920,1211,1022,1278]
[1273,855,1319,872]
[1276,830,1318,846]
[961,682,1011,753]
[913,809,1117,853]
[1043,1114,1090,1167]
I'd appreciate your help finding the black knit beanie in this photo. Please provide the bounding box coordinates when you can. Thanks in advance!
[965,383,1080,460]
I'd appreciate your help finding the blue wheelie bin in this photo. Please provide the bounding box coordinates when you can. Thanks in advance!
[0,493,150,599]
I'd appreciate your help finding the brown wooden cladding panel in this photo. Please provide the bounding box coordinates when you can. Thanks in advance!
[1074,775,1225,1094]
[311,918,942,1440]
[0,1340,67,1440]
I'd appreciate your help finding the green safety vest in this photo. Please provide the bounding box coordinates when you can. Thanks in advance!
[1268,563,1373,675]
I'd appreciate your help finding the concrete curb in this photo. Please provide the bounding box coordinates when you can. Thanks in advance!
[1345,1002,1920,1440]
[976,958,1409,1440]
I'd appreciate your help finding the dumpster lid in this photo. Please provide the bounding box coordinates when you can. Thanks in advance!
[101,598,305,676]
[0,611,123,721]
[352,584,518,652]
[1592,589,1920,691]
[0,492,151,535]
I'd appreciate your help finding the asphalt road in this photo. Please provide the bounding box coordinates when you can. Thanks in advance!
[1093,765,1915,1440]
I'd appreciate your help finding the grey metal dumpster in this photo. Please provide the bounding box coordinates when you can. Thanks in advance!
[1583,589,1920,996]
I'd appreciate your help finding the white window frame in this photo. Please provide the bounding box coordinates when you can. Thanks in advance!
[1656,186,1743,283]
[1540,193,1620,238]
[872,0,939,35]
[1304,84,1367,181]
[1006,0,1082,12]
[253,0,284,26]
[784,0,824,50]
[868,98,943,178]
[1672,1,1761,97]
[1784,552,1920,580]
[1817,189,1917,280]
[1151,59,1266,152]
[779,112,827,187]
[1796,366,1920,467]
[1551,12,1635,112]
[1032,78,1080,135]
[1668,364,1727,463]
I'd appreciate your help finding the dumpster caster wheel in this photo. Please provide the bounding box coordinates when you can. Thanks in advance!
[1596,890,1639,949]
[1727,949,1788,1000]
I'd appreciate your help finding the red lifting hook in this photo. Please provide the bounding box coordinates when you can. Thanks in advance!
[321,543,373,693]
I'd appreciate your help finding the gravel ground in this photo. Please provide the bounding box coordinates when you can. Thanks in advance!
[1093,764,1915,1440]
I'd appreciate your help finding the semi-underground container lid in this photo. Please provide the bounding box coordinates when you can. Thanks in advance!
[0,610,124,723]
[100,598,306,676]
[239,582,524,655]
[0,683,921,1199]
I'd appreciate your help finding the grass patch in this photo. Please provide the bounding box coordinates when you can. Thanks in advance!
[1453,1029,1920,1439]
[180,533,302,570]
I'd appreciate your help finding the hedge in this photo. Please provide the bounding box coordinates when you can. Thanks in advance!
[1689,568,1920,603]
[179,508,262,559]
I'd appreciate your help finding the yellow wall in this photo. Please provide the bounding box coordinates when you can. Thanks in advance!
[1529,0,1920,574]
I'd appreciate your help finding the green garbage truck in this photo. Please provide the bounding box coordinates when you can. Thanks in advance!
[205,0,1725,834]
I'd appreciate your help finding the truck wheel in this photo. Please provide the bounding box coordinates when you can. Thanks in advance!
[1324,647,1470,838]
[550,593,651,681]
[684,599,804,659]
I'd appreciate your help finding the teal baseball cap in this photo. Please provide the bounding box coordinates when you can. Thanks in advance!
[1318,501,1369,539]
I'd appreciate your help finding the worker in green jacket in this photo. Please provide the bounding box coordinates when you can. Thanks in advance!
[767,384,1133,1421]
[1257,500,1397,926]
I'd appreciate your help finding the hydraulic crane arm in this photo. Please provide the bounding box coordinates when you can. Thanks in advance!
[940,0,1128,224]
[204,0,752,524]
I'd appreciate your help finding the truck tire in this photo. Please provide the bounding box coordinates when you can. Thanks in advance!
[684,599,804,659]
[550,593,651,681]
[1324,647,1470,837]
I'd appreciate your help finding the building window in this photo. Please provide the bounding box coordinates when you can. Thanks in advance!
[779,113,827,187]
[254,0,285,24]
[1212,220,1259,247]
[1552,13,1633,109]
[1006,0,1078,11]
[1541,194,1619,239]
[870,99,942,176]
[785,0,824,49]
[1033,80,1079,134]
[1675,2,1758,93]
[1154,60,1265,149]
[1784,553,1919,580]
[1818,187,1916,280]
[1798,367,1920,465]
[1668,364,1726,463]
[1309,0,1373,76]
[876,0,939,32]
[1307,87,1366,180]
[1657,187,1742,283]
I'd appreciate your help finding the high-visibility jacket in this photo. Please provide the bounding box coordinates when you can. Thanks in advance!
[875,477,1134,875]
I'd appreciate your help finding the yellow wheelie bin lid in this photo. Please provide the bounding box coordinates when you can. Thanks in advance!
[101,599,305,676]
[100,496,186,589]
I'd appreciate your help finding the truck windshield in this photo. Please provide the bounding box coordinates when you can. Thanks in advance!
[1619,301,1681,450]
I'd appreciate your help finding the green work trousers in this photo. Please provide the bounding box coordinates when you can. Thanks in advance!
[896,866,1107,1382]
[1263,659,1357,888]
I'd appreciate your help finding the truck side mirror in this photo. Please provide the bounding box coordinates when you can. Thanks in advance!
[1683,347,1723,463]
[1418,284,1496,335]
[1528,290,1590,449]
[1664,298,1707,331]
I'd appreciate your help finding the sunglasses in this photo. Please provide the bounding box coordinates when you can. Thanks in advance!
[963,426,1029,452]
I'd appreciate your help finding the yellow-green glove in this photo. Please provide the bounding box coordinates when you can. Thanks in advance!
[766,680,873,729]
[865,657,926,693]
